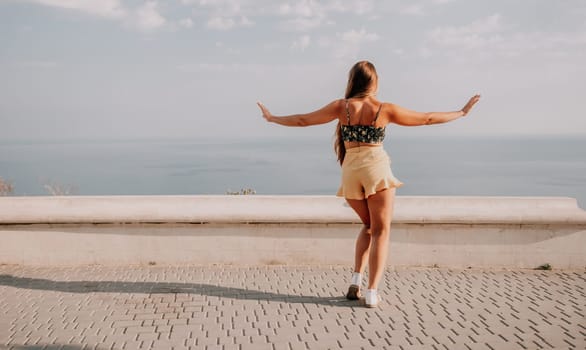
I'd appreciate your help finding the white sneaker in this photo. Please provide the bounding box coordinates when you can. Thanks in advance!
[363,289,380,308]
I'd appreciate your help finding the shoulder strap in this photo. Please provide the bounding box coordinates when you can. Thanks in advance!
[372,103,383,125]
[345,99,351,124]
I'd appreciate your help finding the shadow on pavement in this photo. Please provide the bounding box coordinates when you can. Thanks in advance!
[0,274,356,307]
[5,346,85,350]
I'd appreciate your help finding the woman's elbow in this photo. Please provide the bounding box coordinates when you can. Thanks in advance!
[398,113,434,126]
[296,116,311,127]
[402,113,433,126]
[423,113,436,125]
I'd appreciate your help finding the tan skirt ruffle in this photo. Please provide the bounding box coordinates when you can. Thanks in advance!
[336,146,403,200]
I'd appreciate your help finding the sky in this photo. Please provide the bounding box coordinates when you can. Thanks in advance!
[1,0,585,141]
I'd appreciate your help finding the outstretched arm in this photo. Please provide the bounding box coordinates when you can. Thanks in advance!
[257,100,341,127]
[389,94,480,126]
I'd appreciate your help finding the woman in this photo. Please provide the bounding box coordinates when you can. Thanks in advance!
[257,61,480,308]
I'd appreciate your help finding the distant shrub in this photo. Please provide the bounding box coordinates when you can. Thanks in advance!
[226,188,256,195]
[43,180,77,196]
[535,263,552,271]
[0,177,14,196]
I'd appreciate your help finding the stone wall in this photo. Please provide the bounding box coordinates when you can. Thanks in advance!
[1,196,585,268]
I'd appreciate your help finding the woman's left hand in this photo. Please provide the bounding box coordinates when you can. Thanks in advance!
[257,101,273,122]
[461,94,481,116]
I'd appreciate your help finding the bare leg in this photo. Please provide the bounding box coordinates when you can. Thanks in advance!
[345,199,371,274]
[365,188,395,290]
[354,226,371,273]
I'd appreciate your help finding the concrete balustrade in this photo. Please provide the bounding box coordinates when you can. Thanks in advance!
[1,196,585,268]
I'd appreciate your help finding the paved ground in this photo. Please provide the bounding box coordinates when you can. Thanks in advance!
[0,265,584,350]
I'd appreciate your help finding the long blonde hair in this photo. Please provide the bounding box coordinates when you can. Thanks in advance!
[335,61,379,165]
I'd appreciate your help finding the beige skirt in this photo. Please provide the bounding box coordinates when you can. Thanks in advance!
[336,146,403,200]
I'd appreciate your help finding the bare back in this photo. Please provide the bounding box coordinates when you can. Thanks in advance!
[339,97,387,149]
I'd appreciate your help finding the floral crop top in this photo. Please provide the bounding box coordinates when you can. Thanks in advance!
[340,100,385,144]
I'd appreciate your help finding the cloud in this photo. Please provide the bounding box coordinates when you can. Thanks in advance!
[23,0,126,19]
[23,0,176,33]
[215,42,241,55]
[206,16,234,30]
[178,18,194,29]
[337,0,375,15]
[277,0,373,32]
[206,16,254,31]
[278,2,314,17]
[338,28,380,58]
[240,16,254,27]
[186,0,250,23]
[493,31,586,58]
[133,1,166,32]
[425,14,586,60]
[313,0,374,15]
[183,0,255,31]
[291,35,311,51]
[318,28,380,59]
[341,28,380,43]
[180,0,374,32]
[277,1,327,32]
[279,16,330,32]
[400,4,425,16]
[427,14,503,50]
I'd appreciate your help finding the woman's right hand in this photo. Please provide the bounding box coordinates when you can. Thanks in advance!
[257,101,274,122]
[462,94,481,116]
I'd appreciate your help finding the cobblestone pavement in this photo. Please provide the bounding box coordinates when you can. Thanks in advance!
[0,265,584,350]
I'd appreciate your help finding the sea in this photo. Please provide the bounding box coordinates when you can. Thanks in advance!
[1,136,585,209]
